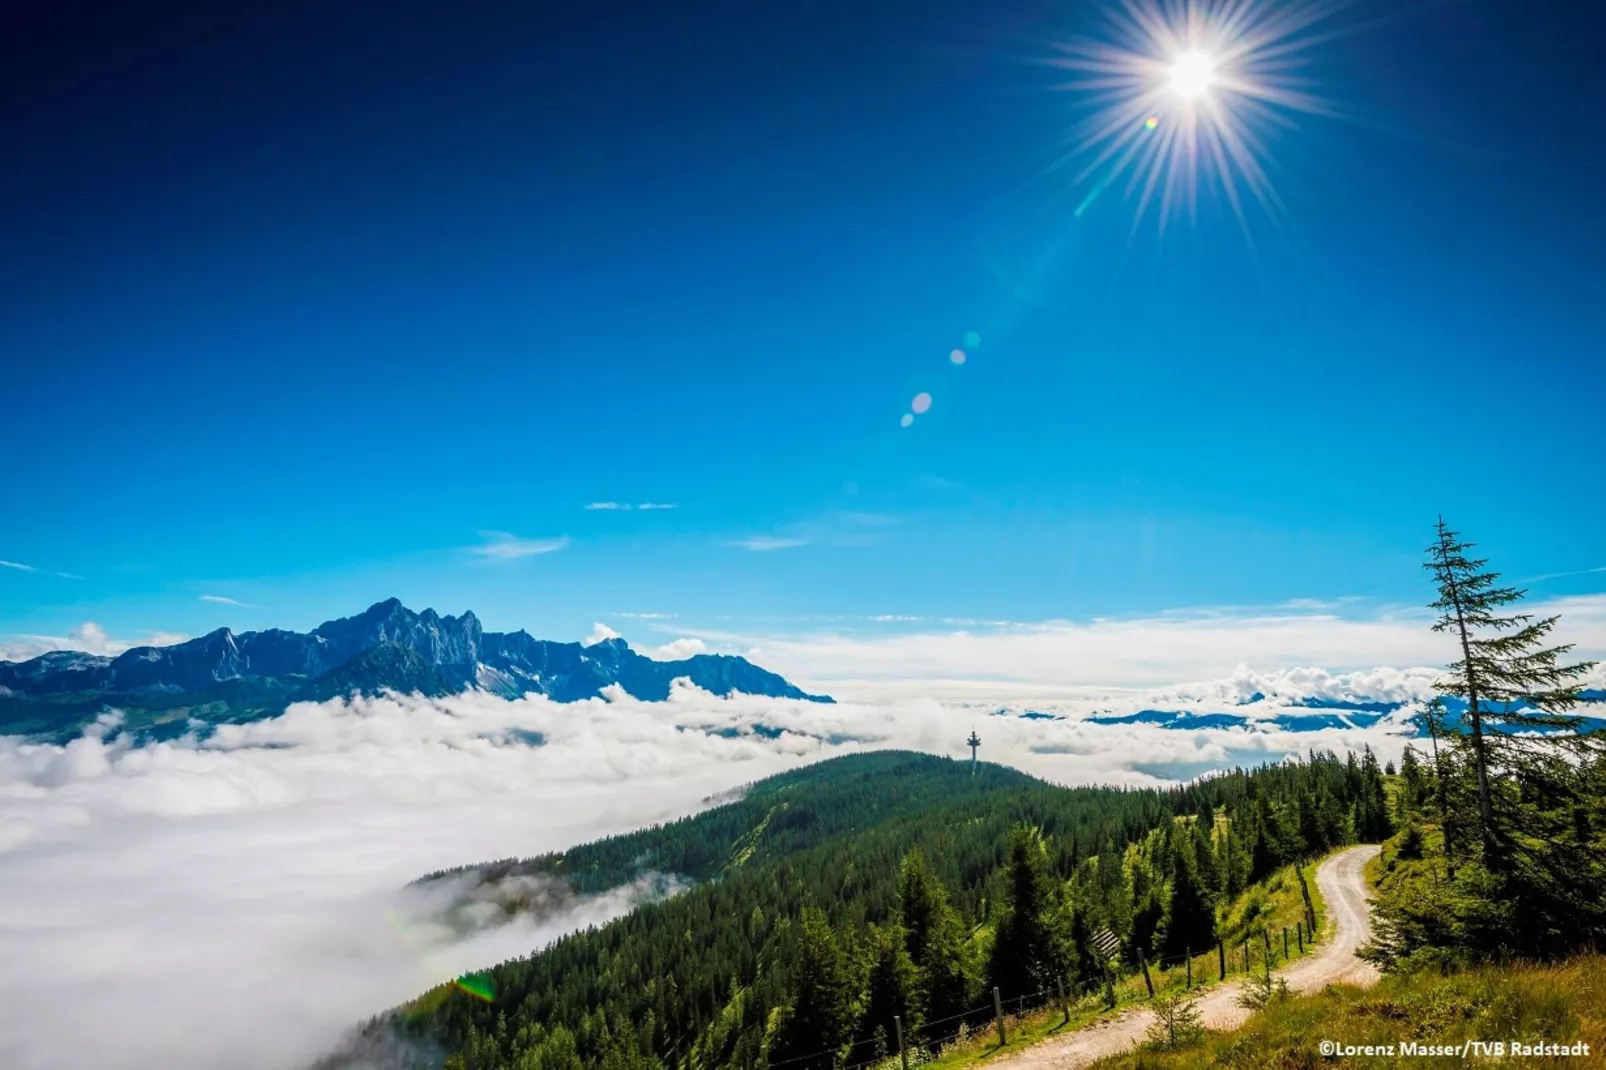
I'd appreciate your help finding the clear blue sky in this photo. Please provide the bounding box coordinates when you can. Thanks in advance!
[3,0,1602,646]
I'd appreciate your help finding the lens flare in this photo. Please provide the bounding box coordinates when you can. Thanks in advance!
[963,330,982,348]
[454,973,497,1002]
[900,413,914,428]
[950,348,967,365]
[1047,0,1340,233]
[911,392,933,415]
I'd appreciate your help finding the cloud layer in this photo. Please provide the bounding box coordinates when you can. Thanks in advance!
[0,666,1443,1070]
[678,594,1606,696]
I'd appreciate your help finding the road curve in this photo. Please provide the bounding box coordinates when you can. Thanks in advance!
[993,844,1382,1070]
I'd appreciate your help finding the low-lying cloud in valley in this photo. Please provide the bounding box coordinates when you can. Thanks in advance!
[4,593,1604,1070]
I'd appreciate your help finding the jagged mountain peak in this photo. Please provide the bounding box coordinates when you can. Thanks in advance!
[0,598,832,740]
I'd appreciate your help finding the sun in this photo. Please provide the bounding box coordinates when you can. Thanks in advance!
[1046,0,1340,233]
[1169,50,1215,99]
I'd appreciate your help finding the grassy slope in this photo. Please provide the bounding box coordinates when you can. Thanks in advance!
[1084,956,1606,1068]
[916,846,1335,1070]
[1089,822,1605,1068]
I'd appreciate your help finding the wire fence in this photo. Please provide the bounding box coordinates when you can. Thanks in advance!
[758,914,1323,1070]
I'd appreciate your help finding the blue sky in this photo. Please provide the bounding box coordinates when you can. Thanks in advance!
[2,0,1603,651]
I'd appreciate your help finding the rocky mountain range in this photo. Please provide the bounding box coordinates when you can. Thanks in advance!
[0,598,830,741]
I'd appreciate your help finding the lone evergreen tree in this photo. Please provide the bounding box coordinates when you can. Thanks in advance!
[1426,518,1598,853]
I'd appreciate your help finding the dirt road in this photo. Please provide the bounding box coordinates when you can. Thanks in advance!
[994,845,1382,1070]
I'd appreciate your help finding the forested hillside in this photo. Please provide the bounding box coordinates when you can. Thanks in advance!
[322,747,1391,1070]
[1077,521,1606,1067]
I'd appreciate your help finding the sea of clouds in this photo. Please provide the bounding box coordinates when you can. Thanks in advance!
[4,594,1604,1070]
[0,676,1427,1070]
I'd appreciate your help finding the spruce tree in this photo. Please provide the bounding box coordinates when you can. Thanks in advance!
[1399,745,1425,815]
[1217,820,1248,898]
[775,907,860,1070]
[1161,829,1217,961]
[897,850,944,969]
[896,849,972,1033]
[1249,820,1279,885]
[858,924,920,1053]
[916,902,973,1035]
[1425,518,1599,852]
[1191,815,1221,895]
[1414,698,1461,875]
[1127,890,1164,969]
[986,825,1059,999]
[1068,903,1101,987]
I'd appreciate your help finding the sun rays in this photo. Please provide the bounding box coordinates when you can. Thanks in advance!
[1049,0,1343,234]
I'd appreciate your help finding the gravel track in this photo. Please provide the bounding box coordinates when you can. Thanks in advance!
[991,844,1382,1070]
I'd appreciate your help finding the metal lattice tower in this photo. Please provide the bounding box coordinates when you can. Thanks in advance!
[967,730,981,773]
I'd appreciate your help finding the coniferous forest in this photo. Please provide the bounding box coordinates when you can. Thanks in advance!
[327,748,1390,1070]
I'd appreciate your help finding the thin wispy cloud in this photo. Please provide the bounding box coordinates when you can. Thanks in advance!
[0,559,81,580]
[1520,565,1606,584]
[468,532,571,560]
[727,536,810,552]
[584,502,679,511]
[199,595,261,609]
[724,511,897,554]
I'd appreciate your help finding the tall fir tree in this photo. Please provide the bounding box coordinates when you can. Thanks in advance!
[1425,518,1599,852]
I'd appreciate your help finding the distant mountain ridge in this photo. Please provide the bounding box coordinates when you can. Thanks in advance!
[0,598,831,740]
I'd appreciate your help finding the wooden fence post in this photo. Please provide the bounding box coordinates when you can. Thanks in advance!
[895,1015,909,1070]
[1185,948,1192,989]
[1263,930,1273,981]
[1138,949,1155,997]
[1243,940,1250,974]
[1218,937,1226,979]
[1283,926,1289,959]
[993,986,1006,1046]
[1058,975,1070,1024]
[1297,920,1304,952]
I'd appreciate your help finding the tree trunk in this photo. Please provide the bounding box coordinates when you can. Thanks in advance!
[1449,591,1495,853]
